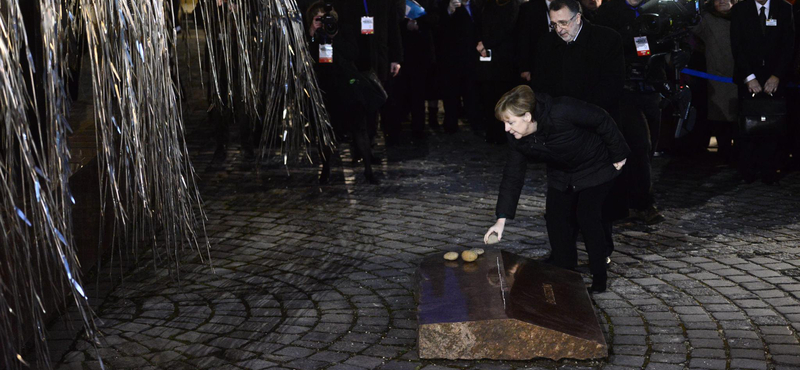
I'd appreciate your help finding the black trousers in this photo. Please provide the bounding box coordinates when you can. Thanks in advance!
[545,180,614,282]
[737,88,786,179]
[617,91,660,210]
[441,64,478,133]
[322,104,374,178]
[399,61,433,137]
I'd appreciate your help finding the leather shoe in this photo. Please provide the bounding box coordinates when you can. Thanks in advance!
[588,277,607,294]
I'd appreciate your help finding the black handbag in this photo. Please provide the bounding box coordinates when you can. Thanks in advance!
[350,70,388,114]
[738,94,787,137]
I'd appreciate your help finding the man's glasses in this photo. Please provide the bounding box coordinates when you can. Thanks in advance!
[549,13,578,31]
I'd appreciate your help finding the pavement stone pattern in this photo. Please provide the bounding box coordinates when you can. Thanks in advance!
[47,34,800,370]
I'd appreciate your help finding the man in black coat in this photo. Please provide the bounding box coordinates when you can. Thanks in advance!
[329,0,404,82]
[484,85,630,293]
[475,0,520,144]
[328,0,405,146]
[516,0,552,83]
[529,0,625,254]
[730,0,795,183]
[595,0,666,223]
[436,0,481,134]
[386,0,439,144]
[788,0,800,170]
[531,0,624,116]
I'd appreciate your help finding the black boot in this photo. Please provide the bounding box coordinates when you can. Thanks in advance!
[588,273,607,294]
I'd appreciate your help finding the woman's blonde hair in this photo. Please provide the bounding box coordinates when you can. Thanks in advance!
[495,85,536,121]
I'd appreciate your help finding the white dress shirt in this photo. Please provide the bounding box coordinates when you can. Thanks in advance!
[744,0,772,83]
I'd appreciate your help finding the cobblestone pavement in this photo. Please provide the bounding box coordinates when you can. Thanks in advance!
[49,36,800,370]
[51,116,800,370]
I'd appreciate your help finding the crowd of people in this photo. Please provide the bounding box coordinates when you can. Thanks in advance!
[292,0,798,292]
[299,0,796,203]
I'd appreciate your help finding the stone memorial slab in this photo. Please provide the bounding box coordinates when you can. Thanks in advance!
[416,249,607,360]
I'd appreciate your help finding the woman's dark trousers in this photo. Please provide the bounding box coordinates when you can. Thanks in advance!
[545,180,614,284]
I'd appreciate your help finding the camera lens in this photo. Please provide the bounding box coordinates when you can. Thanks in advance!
[321,14,338,36]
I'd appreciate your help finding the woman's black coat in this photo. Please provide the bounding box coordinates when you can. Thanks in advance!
[495,94,631,219]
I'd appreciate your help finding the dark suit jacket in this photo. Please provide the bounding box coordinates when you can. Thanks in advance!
[531,21,625,115]
[436,0,480,65]
[730,0,796,87]
[475,0,520,81]
[331,0,405,81]
[401,0,439,66]
[515,0,551,74]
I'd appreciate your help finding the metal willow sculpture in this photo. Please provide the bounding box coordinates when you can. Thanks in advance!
[196,0,335,165]
[1,0,332,368]
[1,1,100,369]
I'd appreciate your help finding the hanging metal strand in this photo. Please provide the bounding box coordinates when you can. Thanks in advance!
[0,0,101,369]
[79,0,210,272]
[197,0,336,167]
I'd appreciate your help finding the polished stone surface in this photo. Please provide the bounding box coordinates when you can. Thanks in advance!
[417,249,608,360]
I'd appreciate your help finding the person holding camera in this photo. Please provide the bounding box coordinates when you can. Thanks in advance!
[484,85,630,293]
[730,0,795,184]
[595,0,667,224]
[306,1,390,185]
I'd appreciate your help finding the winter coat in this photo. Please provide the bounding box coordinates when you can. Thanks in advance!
[531,21,625,116]
[496,94,630,219]
[691,11,738,122]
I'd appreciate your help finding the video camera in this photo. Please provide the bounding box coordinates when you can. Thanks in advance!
[626,0,701,139]
[631,0,701,40]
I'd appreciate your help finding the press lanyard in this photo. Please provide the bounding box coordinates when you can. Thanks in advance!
[361,0,374,34]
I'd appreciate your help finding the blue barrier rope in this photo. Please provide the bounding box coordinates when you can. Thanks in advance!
[680,68,733,83]
[681,68,799,88]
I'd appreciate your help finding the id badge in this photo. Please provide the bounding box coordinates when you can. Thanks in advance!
[319,44,333,63]
[766,19,777,27]
[634,36,651,57]
[479,49,492,62]
[361,17,375,34]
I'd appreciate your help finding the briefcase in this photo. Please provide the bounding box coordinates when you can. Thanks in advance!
[738,94,787,137]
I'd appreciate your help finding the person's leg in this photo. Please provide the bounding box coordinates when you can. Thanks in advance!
[352,110,378,184]
[427,99,440,129]
[618,93,654,211]
[545,187,579,270]
[480,81,508,144]
[409,67,427,140]
[760,134,781,184]
[642,92,662,158]
[443,95,460,133]
[442,69,460,133]
[319,146,333,184]
[575,180,614,292]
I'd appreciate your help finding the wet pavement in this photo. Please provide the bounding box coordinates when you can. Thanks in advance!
[48,36,800,370]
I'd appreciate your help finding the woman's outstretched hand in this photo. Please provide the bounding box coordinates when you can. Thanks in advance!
[484,218,506,244]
